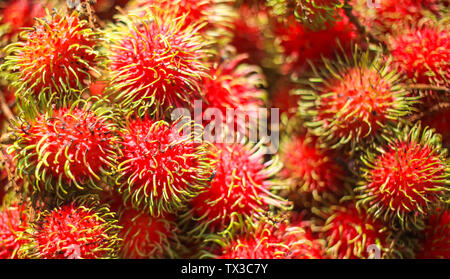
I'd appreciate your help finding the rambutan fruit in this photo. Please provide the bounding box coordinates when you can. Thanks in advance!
[126,0,235,35]
[321,203,395,259]
[208,217,326,259]
[416,209,450,259]
[8,97,119,199]
[199,49,266,134]
[0,204,29,259]
[230,4,271,66]
[115,117,214,216]
[273,11,357,75]
[20,197,122,259]
[355,123,449,231]
[278,133,345,200]
[388,25,449,105]
[103,11,211,116]
[184,140,290,235]
[118,207,181,259]
[0,0,46,43]
[2,11,101,104]
[420,105,450,148]
[270,78,299,119]
[298,48,416,150]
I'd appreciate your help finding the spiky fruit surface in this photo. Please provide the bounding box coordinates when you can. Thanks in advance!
[298,48,415,149]
[187,141,289,234]
[0,0,45,42]
[22,199,121,259]
[279,134,344,197]
[104,12,210,115]
[388,26,450,102]
[213,218,325,259]
[127,0,235,33]
[118,207,180,259]
[295,0,344,31]
[200,52,266,133]
[356,123,449,231]
[322,204,392,259]
[116,118,213,216]
[371,0,441,32]
[0,204,29,259]
[416,210,450,259]
[273,12,357,74]
[3,12,100,103]
[9,98,118,199]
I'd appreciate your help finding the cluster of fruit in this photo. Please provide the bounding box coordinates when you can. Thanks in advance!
[0,0,448,259]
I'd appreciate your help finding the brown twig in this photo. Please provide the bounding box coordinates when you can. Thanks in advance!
[404,84,450,94]
[343,1,388,53]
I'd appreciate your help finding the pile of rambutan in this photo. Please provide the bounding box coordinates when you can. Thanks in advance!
[0,0,448,259]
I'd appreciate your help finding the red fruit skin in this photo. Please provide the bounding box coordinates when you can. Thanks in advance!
[389,27,450,90]
[32,204,118,259]
[0,205,29,259]
[416,210,450,259]
[218,220,325,259]
[270,79,298,118]
[24,107,114,186]
[0,0,45,41]
[317,67,395,141]
[279,134,344,195]
[117,118,212,216]
[189,142,286,233]
[119,208,179,259]
[365,140,445,215]
[421,108,450,148]
[10,13,98,95]
[324,205,389,259]
[274,12,357,75]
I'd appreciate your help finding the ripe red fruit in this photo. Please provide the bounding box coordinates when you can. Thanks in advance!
[0,0,45,42]
[0,204,29,259]
[356,123,449,230]
[279,134,344,197]
[116,118,213,216]
[416,210,450,259]
[388,26,449,104]
[9,98,118,198]
[186,142,289,234]
[22,198,121,259]
[273,12,357,75]
[322,203,391,259]
[199,51,266,133]
[420,106,450,148]
[3,11,100,102]
[216,218,325,259]
[298,48,415,149]
[127,0,235,33]
[104,11,210,115]
[118,208,180,259]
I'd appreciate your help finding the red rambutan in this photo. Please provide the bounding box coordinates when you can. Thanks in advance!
[273,11,357,75]
[279,134,344,198]
[103,11,210,115]
[116,117,214,216]
[388,25,449,104]
[298,48,416,149]
[21,197,122,259]
[0,204,29,259]
[199,50,266,134]
[118,207,180,259]
[9,97,119,199]
[185,141,290,235]
[416,209,450,259]
[2,11,100,103]
[211,217,326,259]
[322,203,393,259]
[356,123,449,230]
